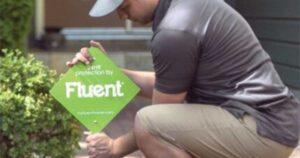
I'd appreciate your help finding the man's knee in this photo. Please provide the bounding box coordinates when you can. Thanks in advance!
[134,104,166,133]
[134,109,151,148]
[134,104,180,137]
[134,105,155,133]
[136,105,154,123]
[135,104,171,123]
[134,105,160,146]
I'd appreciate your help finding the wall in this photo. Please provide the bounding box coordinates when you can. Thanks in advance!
[235,0,300,98]
[45,0,123,28]
[44,0,150,28]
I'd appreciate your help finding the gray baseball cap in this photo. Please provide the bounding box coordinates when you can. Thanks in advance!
[89,0,124,17]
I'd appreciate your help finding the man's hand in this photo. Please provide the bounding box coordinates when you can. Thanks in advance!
[86,133,117,158]
[66,40,106,67]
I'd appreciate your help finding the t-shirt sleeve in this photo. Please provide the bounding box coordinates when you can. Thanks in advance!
[151,29,200,94]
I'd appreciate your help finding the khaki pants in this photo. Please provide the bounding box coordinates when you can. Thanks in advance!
[137,104,294,158]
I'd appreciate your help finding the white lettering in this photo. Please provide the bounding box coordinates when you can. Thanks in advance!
[66,82,78,98]
[116,81,124,97]
[65,81,124,98]
[93,85,104,97]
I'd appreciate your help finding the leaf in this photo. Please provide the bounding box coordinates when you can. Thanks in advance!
[0,49,81,156]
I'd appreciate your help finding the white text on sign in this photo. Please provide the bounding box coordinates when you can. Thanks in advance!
[66,81,124,98]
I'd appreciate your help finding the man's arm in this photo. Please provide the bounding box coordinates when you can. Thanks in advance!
[152,88,187,104]
[122,69,155,99]
[122,68,187,102]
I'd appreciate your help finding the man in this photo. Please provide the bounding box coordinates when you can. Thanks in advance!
[67,0,300,157]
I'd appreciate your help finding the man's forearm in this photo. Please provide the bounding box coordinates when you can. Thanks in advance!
[122,68,155,99]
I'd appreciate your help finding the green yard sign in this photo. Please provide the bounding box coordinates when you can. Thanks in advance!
[50,47,140,132]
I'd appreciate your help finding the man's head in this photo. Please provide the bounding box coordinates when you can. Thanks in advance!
[89,0,159,24]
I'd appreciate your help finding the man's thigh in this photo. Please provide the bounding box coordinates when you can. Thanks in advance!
[136,104,293,158]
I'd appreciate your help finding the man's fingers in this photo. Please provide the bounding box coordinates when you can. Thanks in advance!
[76,52,90,64]
[87,147,97,158]
[66,41,107,68]
[65,42,105,68]
[85,132,113,158]
[86,133,102,143]
[85,132,109,144]
[80,47,94,63]
[66,49,92,67]
[80,47,89,54]
[90,40,107,53]
[84,131,91,136]
[79,47,92,62]
[66,61,73,67]
[65,54,81,67]
[86,134,96,143]
[89,141,99,147]
[89,40,101,48]
[71,57,79,65]
[81,49,93,61]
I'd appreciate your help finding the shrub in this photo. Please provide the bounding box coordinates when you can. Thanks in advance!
[0,49,81,158]
[0,0,34,51]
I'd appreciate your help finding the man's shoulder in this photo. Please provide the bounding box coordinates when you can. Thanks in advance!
[152,29,197,46]
[167,0,228,15]
[158,0,231,36]
[151,29,199,59]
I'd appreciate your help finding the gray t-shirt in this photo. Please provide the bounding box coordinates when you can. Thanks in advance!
[151,0,300,147]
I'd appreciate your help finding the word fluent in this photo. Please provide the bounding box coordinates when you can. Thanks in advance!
[66,81,124,98]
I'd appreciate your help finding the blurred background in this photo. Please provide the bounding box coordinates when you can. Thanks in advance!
[0,0,299,157]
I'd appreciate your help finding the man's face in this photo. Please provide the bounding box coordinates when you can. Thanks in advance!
[116,0,153,24]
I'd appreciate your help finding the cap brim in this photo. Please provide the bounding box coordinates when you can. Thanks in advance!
[89,0,124,17]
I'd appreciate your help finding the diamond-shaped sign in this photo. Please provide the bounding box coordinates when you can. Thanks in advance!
[50,47,140,132]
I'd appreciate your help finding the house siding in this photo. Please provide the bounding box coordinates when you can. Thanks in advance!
[234,0,300,98]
